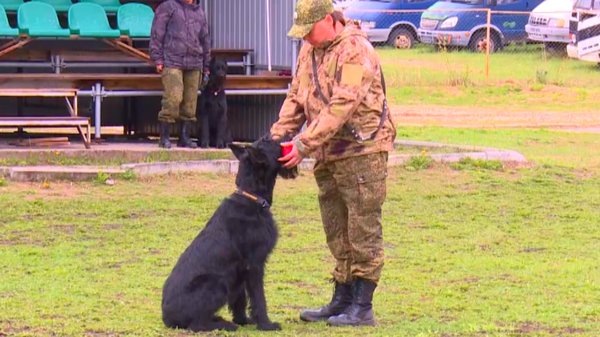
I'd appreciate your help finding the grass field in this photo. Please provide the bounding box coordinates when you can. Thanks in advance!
[1,127,598,337]
[378,46,600,112]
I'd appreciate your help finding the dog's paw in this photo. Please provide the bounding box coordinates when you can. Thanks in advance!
[216,321,238,331]
[257,322,281,331]
[233,316,254,326]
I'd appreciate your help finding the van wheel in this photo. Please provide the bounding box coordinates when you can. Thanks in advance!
[469,30,499,53]
[387,27,415,49]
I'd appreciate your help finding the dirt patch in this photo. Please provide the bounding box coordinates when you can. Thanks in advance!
[16,182,82,201]
[391,105,600,131]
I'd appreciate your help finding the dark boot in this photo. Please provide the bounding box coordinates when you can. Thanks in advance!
[299,282,352,322]
[158,122,172,149]
[327,278,377,326]
[177,121,197,148]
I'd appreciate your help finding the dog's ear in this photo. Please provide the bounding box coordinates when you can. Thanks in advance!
[259,132,273,142]
[246,146,268,165]
[229,143,247,160]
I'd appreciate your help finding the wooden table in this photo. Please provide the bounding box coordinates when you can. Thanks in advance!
[0,88,91,148]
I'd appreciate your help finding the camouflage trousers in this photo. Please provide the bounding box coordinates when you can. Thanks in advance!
[158,68,201,123]
[313,152,388,285]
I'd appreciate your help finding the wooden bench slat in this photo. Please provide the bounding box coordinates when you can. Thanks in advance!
[0,89,77,97]
[0,116,91,149]
[0,117,89,127]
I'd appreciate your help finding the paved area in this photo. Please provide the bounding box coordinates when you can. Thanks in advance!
[0,138,528,182]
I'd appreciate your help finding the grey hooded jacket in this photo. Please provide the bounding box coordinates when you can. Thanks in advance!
[150,0,211,71]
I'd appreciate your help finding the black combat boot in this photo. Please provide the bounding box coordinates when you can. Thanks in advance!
[299,282,352,322]
[158,122,172,149]
[177,121,198,148]
[327,278,377,326]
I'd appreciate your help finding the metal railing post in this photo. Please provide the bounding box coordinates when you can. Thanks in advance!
[93,82,103,140]
[485,9,491,81]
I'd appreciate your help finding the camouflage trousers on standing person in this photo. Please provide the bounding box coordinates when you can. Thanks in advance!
[158,68,201,123]
[314,152,388,285]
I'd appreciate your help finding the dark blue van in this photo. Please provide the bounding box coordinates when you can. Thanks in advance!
[343,0,440,48]
[417,0,545,52]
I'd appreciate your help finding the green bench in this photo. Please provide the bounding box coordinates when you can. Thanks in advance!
[0,5,18,37]
[18,1,70,37]
[0,0,23,12]
[32,0,73,12]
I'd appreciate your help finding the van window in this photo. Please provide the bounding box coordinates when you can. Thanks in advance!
[441,0,484,5]
[496,0,519,4]
[575,0,592,9]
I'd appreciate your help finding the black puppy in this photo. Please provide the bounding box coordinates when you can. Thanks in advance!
[161,137,297,332]
[198,58,231,148]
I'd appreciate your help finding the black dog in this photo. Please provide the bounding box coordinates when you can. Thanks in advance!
[161,136,297,332]
[198,58,231,148]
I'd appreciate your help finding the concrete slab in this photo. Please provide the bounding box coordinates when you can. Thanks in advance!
[0,139,528,182]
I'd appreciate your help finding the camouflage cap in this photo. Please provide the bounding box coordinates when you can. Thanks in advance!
[288,0,334,39]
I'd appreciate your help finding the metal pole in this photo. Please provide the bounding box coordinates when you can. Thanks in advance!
[266,0,272,72]
[77,89,289,97]
[203,0,209,25]
[291,0,298,76]
[485,9,491,81]
[93,82,103,139]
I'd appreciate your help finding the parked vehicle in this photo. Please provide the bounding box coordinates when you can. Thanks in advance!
[333,0,356,9]
[343,0,439,49]
[418,0,545,52]
[567,0,600,63]
[525,0,577,53]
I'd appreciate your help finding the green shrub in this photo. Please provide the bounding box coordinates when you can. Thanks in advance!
[121,170,137,181]
[405,153,433,171]
[450,157,503,171]
[94,172,111,184]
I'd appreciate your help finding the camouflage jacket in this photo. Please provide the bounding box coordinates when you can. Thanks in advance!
[149,0,211,71]
[271,25,396,162]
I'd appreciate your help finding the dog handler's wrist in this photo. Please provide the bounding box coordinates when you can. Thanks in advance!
[292,137,307,157]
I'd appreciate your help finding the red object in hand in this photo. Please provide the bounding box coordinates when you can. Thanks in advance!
[281,143,293,157]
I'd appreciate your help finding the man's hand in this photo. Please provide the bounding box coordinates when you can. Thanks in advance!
[278,141,304,168]
[156,64,164,73]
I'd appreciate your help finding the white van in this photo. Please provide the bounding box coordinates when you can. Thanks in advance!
[568,0,600,63]
[526,0,577,53]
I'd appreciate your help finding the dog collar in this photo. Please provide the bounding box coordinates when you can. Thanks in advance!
[234,189,270,209]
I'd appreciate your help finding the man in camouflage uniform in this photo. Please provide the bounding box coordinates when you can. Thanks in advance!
[150,0,211,149]
[270,0,396,327]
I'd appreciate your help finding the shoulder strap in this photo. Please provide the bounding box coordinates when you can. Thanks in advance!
[311,49,389,144]
[311,50,329,104]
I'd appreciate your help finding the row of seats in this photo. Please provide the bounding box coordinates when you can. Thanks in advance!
[0,2,153,38]
[1,0,121,12]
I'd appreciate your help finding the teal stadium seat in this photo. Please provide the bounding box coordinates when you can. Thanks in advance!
[17,2,70,37]
[117,3,153,38]
[68,2,120,38]
[0,0,24,12]
[32,0,73,12]
[79,0,120,13]
[0,5,18,36]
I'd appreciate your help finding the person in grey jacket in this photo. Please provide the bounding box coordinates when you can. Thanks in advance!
[150,0,211,149]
